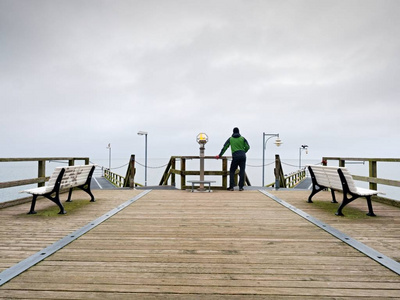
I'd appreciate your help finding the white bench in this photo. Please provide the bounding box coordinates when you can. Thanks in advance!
[21,165,96,215]
[187,180,216,192]
[307,165,380,216]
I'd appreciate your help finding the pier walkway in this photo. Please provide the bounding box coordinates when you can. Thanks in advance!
[0,188,399,299]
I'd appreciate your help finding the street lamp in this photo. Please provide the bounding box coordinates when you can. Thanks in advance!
[262,133,282,187]
[106,143,111,170]
[196,133,209,190]
[137,131,148,186]
[299,145,308,170]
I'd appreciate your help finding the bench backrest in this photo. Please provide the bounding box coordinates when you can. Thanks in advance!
[338,167,358,193]
[44,167,64,193]
[46,165,95,190]
[308,165,357,193]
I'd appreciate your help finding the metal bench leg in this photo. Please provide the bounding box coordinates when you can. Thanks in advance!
[308,184,325,203]
[45,191,66,214]
[335,192,357,216]
[50,194,66,214]
[78,184,95,202]
[66,188,73,202]
[365,195,376,217]
[330,189,337,203]
[27,195,38,214]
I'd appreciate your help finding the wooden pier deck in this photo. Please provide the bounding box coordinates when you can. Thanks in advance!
[0,188,399,299]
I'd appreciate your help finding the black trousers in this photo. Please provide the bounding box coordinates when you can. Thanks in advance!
[229,152,246,188]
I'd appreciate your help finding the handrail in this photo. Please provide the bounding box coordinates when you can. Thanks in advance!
[266,169,307,188]
[322,157,400,189]
[0,157,90,189]
[102,155,139,188]
[323,157,400,205]
[0,157,90,207]
[160,156,251,190]
[104,169,125,188]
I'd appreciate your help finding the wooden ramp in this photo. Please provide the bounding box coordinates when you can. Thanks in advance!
[1,189,399,299]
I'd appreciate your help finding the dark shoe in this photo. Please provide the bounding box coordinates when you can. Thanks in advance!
[227,187,234,191]
[239,188,244,191]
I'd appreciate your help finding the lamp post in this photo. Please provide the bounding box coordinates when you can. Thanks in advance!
[299,145,308,170]
[196,133,208,190]
[106,143,111,170]
[137,131,148,186]
[262,133,282,187]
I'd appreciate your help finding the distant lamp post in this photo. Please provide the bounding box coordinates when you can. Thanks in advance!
[299,145,308,169]
[106,143,111,170]
[137,131,148,186]
[196,133,209,190]
[262,133,282,187]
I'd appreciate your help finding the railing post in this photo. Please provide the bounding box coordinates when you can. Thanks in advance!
[129,155,136,188]
[171,158,176,187]
[181,158,186,189]
[222,158,228,189]
[339,159,345,167]
[69,159,74,166]
[38,160,45,187]
[369,160,377,190]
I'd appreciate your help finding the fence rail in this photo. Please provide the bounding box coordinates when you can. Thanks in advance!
[0,157,90,189]
[323,157,400,206]
[104,169,125,188]
[0,157,90,207]
[159,156,251,190]
[102,155,138,188]
[265,169,307,189]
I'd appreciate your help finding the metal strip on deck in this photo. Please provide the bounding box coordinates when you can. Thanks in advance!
[259,189,400,275]
[0,189,152,286]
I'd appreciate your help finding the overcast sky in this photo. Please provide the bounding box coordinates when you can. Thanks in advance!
[1,0,400,166]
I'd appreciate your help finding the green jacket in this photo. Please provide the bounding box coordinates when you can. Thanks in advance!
[219,133,250,157]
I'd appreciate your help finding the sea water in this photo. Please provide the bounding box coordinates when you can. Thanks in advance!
[1,158,399,203]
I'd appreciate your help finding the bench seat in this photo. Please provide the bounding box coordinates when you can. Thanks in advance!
[187,180,216,192]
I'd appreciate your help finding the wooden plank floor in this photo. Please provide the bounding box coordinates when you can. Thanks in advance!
[0,189,143,272]
[269,190,400,263]
[1,189,400,299]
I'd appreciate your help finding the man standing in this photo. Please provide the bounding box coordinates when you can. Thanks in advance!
[216,127,250,191]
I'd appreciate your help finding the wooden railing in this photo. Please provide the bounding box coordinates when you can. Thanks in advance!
[102,155,139,188]
[104,169,125,188]
[0,157,90,189]
[323,157,400,205]
[267,169,307,188]
[0,157,90,207]
[159,156,251,190]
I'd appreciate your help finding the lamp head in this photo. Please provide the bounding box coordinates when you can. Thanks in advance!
[137,131,148,136]
[274,138,282,147]
[196,133,208,145]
